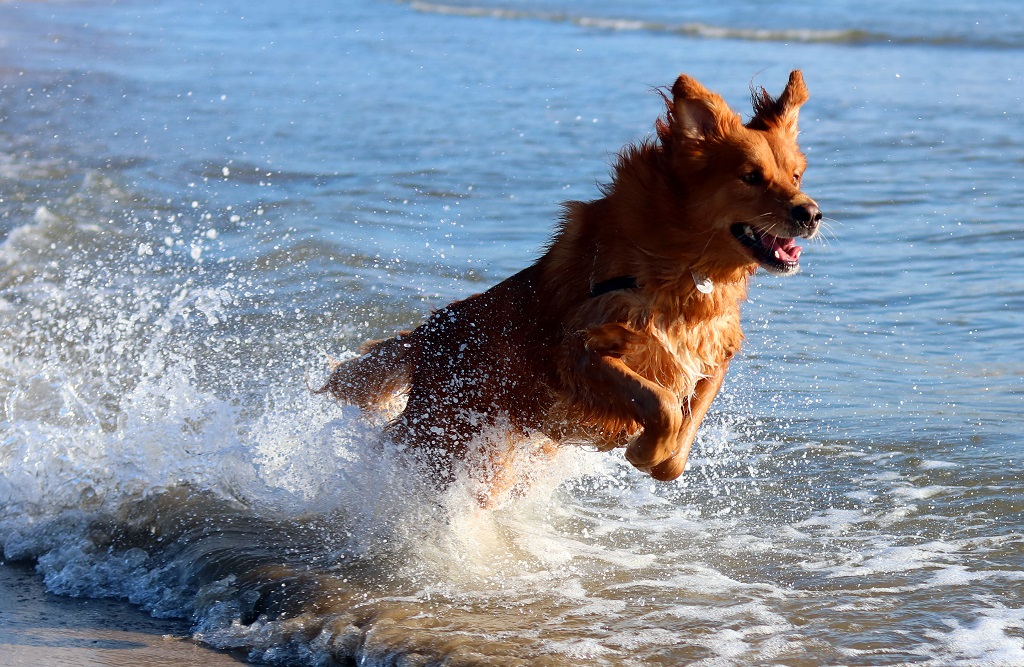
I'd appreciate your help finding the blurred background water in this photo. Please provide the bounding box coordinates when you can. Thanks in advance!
[1,1,1022,665]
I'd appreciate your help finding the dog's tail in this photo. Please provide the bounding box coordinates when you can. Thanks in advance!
[316,334,416,410]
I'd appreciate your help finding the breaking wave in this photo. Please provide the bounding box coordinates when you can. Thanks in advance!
[407,0,1024,49]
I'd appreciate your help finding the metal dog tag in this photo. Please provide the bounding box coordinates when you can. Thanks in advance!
[692,270,714,294]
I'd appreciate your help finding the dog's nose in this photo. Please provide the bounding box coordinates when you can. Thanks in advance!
[791,203,822,229]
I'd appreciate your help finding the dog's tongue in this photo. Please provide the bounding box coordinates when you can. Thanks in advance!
[761,232,802,263]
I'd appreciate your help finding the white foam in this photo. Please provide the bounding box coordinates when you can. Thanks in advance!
[918,459,959,470]
[794,507,868,533]
[925,606,1024,665]
[892,485,956,501]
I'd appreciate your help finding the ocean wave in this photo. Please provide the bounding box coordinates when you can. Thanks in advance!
[407,1,1022,49]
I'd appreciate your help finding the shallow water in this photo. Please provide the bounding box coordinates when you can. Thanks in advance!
[1,1,1023,665]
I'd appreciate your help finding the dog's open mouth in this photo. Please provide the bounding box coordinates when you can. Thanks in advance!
[731,223,802,275]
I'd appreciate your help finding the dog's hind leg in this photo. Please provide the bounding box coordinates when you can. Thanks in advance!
[382,386,477,487]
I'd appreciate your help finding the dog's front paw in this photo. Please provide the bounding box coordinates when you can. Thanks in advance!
[623,406,682,470]
[647,451,687,481]
[625,441,688,481]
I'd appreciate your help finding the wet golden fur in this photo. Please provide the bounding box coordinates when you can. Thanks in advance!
[321,71,821,494]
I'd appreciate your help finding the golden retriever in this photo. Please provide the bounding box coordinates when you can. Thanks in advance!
[321,70,820,497]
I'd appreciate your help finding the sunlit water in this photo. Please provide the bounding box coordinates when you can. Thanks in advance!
[1,1,1022,665]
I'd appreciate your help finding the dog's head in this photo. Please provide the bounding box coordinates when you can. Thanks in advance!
[658,70,821,276]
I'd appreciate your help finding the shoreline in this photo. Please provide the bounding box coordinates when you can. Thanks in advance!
[0,561,247,667]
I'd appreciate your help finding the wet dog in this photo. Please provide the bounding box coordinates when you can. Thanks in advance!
[321,71,820,496]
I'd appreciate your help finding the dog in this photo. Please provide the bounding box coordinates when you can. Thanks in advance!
[321,71,820,497]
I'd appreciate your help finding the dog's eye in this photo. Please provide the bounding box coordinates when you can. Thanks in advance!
[793,172,802,185]
[741,170,764,186]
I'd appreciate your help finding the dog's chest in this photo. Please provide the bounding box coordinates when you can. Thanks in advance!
[630,302,742,397]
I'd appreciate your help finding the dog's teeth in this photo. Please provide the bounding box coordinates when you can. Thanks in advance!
[743,225,755,239]
[774,250,781,259]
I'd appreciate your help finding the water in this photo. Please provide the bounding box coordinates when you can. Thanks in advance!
[1,1,1022,664]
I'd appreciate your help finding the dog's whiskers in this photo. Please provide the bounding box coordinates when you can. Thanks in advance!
[810,217,838,251]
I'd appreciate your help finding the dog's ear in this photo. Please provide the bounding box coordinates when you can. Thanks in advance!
[668,74,740,143]
[748,70,809,143]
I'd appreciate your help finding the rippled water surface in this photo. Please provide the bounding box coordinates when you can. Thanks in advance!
[1,1,1022,665]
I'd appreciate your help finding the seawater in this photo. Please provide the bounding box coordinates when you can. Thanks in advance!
[1,1,1022,665]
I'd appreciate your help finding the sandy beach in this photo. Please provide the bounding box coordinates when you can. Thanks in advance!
[0,562,245,667]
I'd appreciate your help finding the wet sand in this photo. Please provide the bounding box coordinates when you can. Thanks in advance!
[0,562,247,667]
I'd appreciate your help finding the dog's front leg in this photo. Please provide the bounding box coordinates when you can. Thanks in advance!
[580,324,682,471]
[647,360,729,481]
[586,353,683,469]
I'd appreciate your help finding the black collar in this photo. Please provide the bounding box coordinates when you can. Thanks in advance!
[589,275,638,299]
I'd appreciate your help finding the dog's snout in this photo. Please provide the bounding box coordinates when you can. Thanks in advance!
[791,203,822,229]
